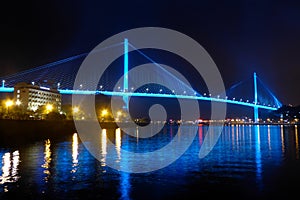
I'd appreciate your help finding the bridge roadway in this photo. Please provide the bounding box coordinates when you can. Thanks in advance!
[0,87,278,111]
[63,89,278,111]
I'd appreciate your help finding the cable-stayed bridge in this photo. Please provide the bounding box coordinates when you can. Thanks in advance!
[0,39,282,122]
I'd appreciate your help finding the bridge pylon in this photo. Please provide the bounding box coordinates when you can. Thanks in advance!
[123,38,129,110]
[253,72,259,123]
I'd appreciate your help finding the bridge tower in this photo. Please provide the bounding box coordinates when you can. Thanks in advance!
[123,38,129,110]
[253,72,259,123]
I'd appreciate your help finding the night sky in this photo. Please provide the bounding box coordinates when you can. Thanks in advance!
[0,0,300,105]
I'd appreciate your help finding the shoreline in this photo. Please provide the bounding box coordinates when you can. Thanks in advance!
[0,119,298,143]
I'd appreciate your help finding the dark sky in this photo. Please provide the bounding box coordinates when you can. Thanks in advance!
[0,0,300,105]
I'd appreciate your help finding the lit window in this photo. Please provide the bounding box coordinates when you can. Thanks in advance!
[17,90,20,93]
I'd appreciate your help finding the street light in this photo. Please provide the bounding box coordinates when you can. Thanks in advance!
[5,100,13,115]
[72,106,81,120]
[101,109,108,117]
[73,106,80,114]
[100,109,109,122]
[45,104,53,114]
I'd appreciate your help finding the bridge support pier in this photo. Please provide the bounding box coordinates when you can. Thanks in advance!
[254,106,258,123]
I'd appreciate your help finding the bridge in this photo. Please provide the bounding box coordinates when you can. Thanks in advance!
[0,39,282,122]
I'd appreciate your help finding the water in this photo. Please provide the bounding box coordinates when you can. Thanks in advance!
[0,124,299,200]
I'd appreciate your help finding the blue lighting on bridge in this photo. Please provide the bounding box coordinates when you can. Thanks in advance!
[40,88,278,111]
[0,85,278,112]
[59,89,99,95]
[97,91,278,111]
[0,87,14,92]
[123,38,129,110]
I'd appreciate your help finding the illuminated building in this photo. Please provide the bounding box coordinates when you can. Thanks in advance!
[13,82,61,112]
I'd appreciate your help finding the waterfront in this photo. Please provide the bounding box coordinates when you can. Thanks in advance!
[0,124,299,200]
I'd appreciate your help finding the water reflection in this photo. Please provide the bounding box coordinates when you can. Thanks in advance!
[1,153,11,185]
[101,129,107,166]
[0,150,20,185]
[12,151,20,182]
[268,125,272,150]
[231,125,235,149]
[281,125,285,153]
[254,125,262,184]
[136,126,139,143]
[0,125,299,199]
[71,133,79,173]
[198,125,204,145]
[120,172,130,200]
[116,128,131,200]
[115,128,121,161]
[295,125,299,159]
[42,139,51,182]
[236,125,240,150]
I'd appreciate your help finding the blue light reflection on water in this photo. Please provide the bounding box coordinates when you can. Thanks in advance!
[254,125,262,190]
[0,125,299,199]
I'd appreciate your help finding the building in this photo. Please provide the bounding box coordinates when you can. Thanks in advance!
[14,82,61,112]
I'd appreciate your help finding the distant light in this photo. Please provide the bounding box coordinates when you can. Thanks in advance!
[117,111,122,117]
[32,81,35,85]
[73,106,79,113]
[32,106,38,112]
[15,99,21,106]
